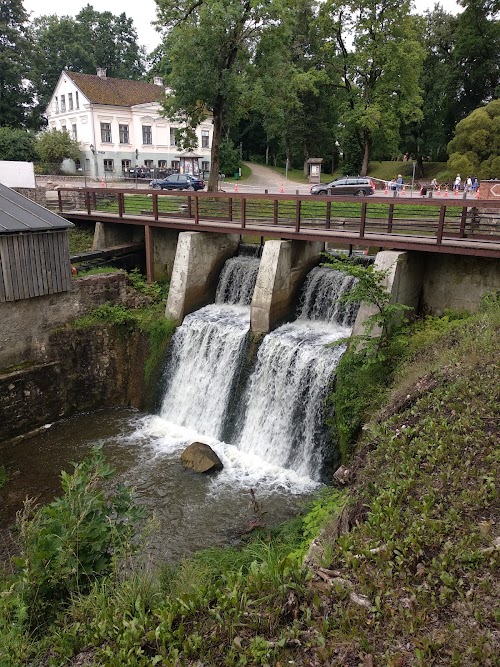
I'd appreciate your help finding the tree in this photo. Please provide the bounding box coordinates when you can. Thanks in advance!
[320,0,425,175]
[0,0,34,127]
[30,6,146,117]
[35,128,81,166]
[454,0,500,117]
[154,0,280,191]
[447,98,500,179]
[0,127,36,161]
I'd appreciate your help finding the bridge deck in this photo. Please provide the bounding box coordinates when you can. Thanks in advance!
[57,188,500,260]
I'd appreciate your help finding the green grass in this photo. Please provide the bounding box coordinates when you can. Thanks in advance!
[75,266,125,277]
[224,163,252,182]
[68,227,95,254]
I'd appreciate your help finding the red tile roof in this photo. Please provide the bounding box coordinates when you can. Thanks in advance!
[65,71,164,107]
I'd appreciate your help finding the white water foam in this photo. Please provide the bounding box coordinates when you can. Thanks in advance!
[215,256,260,305]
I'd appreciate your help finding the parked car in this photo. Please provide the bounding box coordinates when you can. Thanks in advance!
[149,174,205,191]
[310,177,375,196]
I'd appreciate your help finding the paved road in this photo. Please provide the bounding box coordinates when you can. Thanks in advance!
[221,162,312,195]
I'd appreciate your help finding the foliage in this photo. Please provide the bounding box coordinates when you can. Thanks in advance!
[447,99,500,179]
[35,128,81,165]
[11,448,145,626]
[127,268,169,303]
[0,126,37,161]
[68,226,95,255]
[0,0,34,128]
[219,139,242,176]
[30,7,146,114]
[319,0,425,175]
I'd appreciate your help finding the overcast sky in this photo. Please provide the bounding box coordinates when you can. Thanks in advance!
[24,0,462,53]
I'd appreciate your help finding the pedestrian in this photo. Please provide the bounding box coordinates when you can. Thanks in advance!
[454,173,461,193]
[396,174,403,194]
[431,178,438,190]
[472,177,479,192]
[465,176,472,193]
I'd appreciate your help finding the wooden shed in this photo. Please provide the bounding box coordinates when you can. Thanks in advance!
[0,183,74,303]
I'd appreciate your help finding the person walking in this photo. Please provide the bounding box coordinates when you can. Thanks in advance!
[396,174,403,195]
[454,173,461,193]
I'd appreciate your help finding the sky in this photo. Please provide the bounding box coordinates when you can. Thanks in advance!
[24,0,462,53]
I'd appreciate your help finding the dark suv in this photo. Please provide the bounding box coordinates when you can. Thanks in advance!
[310,177,375,196]
[149,174,205,191]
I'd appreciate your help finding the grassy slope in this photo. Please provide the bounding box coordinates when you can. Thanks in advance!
[1,303,498,666]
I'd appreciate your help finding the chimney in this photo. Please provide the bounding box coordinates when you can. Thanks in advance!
[96,68,107,79]
[153,76,164,86]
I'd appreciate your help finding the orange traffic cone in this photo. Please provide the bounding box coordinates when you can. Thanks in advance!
[280,183,284,194]
[101,178,105,188]
[437,186,441,195]
[234,183,238,193]
[384,182,388,194]
[402,185,406,195]
[444,186,449,197]
[419,186,423,196]
[476,187,480,199]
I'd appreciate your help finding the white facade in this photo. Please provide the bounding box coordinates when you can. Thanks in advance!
[45,71,213,179]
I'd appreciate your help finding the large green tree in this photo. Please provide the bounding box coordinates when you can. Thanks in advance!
[0,127,36,161]
[0,0,34,128]
[35,128,81,166]
[155,0,282,191]
[447,98,500,179]
[320,0,425,175]
[31,5,146,117]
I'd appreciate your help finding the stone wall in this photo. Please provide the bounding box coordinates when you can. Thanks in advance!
[0,326,149,443]
[0,273,141,369]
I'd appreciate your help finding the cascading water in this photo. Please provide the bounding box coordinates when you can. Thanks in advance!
[159,254,260,439]
[237,267,358,480]
[215,256,260,306]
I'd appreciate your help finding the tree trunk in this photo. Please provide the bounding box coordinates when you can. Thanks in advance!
[265,143,269,165]
[416,155,424,178]
[207,102,223,192]
[360,131,371,176]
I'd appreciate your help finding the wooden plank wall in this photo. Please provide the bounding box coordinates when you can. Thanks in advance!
[0,231,72,303]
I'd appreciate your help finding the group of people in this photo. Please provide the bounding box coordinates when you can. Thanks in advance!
[429,175,480,193]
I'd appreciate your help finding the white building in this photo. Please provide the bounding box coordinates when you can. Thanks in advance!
[45,69,213,179]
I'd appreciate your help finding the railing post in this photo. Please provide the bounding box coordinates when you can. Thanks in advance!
[295,199,301,233]
[273,199,278,225]
[188,195,192,218]
[194,194,199,224]
[387,203,394,233]
[241,196,246,229]
[85,191,91,215]
[459,205,467,238]
[359,202,367,238]
[57,189,63,213]
[153,192,159,221]
[437,205,446,244]
[229,197,233,222]
[326,201,331,229]
[118,192,125,218]
[92,192,97,211]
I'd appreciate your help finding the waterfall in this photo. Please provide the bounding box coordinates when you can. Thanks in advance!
[215,256,260,305]
[159,305,250,439]
[237,266,357,480]
[296,266,359,326]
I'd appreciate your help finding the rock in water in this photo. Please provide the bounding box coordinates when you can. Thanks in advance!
[181,442,223,473]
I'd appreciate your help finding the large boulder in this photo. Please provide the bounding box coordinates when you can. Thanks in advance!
[181,442,223,473]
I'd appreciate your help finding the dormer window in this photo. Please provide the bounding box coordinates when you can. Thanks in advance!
[60,95,66,112]
[54,97,59,114]
[68,93,73,111]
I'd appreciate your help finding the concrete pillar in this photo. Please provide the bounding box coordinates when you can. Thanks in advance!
[92,221,143,250]
[352,250,424,337]
[251,239,323,333]
[152,228,181,281]
[165,231,239,322]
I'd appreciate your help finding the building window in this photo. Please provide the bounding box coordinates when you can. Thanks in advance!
[144,160,153,168]
[60,95,66,112]
[100,123,112,143]
[72,124,77,140]
[68,93,73,111]
[104,159,114,172]
[121,159,131,172]
[54,97,59,114]
[75,91,79,109]
[169,128,177,146]
[171,160,180,171]
[60,123,67,133]
[202,161,209,171]
[201,130,210,148]
[119,124,129,144]
[75,159,81,171]
[85,158,90,170]
[158,160,167,168]
[142,125,152,145]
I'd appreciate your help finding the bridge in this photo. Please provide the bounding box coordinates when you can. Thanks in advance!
[57,187,500,278]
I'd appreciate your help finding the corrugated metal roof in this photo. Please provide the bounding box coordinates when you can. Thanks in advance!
[0,183,74,233]
[66,71,164,107]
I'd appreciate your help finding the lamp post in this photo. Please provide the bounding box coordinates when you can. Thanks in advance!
[90,143,98,180]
